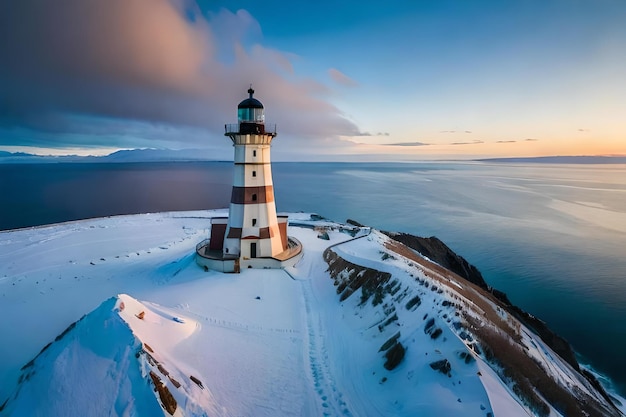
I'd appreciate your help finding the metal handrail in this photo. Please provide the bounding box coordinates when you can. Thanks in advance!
[196,238,210,252]
[224,123,277,135]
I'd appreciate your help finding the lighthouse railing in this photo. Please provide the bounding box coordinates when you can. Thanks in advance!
[225,123,277,135]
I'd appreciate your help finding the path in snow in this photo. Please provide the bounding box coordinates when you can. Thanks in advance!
[301,278,353,417]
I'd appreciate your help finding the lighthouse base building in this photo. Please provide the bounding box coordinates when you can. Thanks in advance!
[196,88,302,273]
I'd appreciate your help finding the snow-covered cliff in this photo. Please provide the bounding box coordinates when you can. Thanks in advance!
[0,211,623,416]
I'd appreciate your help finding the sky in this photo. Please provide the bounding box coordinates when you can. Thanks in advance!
[1,0,625,161]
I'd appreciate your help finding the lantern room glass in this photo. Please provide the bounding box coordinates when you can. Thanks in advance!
[238,107,265,123]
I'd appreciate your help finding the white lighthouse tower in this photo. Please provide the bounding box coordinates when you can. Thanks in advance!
[196,87,302,273]
[222,87,284,259]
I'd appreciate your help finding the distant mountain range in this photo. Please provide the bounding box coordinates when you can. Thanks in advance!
[0,148,228,163]
[478,156,626,164]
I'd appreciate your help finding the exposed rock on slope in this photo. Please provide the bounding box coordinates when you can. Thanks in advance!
[382,231,488,289]
[381,230,585,386]
[325,229,622,417]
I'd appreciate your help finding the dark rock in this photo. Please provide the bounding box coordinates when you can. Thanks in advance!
[458,351,474,364]
[490,288,512,305]
[430,328,443,340]
[384,342,405,370]
[424,317,435,334]
[346,219,366,227]
[405,295,421,310]
[324,249,392,305]
[459,331,473,342]
[189,375,204,389]
[150,371,177,415]
[429,359,451,375]
[317,231,330,240]
[168,376,181,389]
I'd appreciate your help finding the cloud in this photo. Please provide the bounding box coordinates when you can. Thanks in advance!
[441,130,473,134]
[578,128,590,132]
[0,1,359,150]
[386,142,430,146]
[208,8,262,63]
[525,138,539,141]
[451,140,484,145]
[328,68,358,87]
[496,140,517,143]
[357,132,390,137]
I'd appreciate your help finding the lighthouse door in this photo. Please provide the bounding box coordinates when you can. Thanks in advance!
[250,242,257,258]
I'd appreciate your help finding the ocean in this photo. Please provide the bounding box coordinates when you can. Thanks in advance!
[1,160,625,396]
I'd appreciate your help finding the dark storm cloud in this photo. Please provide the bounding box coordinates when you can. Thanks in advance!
[0,0,360,149]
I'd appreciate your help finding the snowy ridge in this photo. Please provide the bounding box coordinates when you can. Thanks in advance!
[0,211,624,416]
[0,293,222,417]
[1,296,163,416]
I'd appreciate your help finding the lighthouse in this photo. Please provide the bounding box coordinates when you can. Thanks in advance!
[196,87,302,272]
[222,87,285,258]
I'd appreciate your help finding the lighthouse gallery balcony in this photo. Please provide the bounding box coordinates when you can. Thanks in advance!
[225,123,277,136]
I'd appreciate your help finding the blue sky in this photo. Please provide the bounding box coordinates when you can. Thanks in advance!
[1,0,625,160]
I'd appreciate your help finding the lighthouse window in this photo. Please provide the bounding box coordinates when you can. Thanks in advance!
[238,108,265,123]
[253,108,265,122]
[252,193,257,201]
[252,170,257,177]
[238,108,251,122]
[253,150,256,157]
[252,218,257,226]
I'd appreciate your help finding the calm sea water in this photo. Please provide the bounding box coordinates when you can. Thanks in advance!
[1,161,625,396]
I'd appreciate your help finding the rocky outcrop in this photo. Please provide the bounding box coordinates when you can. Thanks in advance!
[324,248,407,370]
[379,229,621,416]
[381,231,488,289]
[429,359,451,376]
[383,342,405,371]
[324,248,393,305]
[378,230,579,367]
[508,305,579,372]
[149,371,177,415]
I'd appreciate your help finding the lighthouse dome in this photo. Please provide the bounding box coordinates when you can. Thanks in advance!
[237,88,265,123]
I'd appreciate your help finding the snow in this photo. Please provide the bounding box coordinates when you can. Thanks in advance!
[1,210,624,416]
